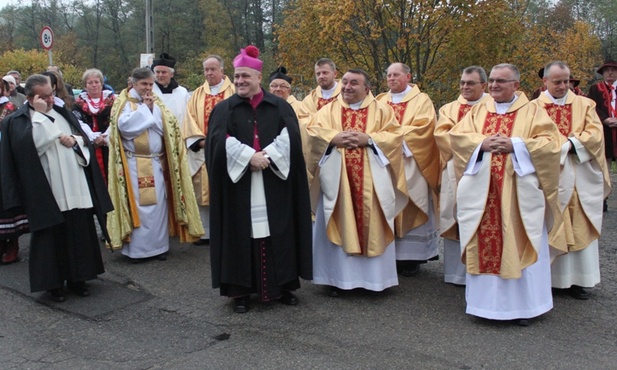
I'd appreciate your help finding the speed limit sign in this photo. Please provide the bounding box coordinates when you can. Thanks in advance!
[40,26,54,50]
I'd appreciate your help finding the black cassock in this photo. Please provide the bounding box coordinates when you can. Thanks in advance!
[0,103,113,292]
[206,91,312,300]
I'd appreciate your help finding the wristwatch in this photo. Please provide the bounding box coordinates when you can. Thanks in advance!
[367,137,374,147]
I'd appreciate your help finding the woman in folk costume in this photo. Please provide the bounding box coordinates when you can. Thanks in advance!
[73,68,116,182]
[0,78,28,264]
[106,67,203,262]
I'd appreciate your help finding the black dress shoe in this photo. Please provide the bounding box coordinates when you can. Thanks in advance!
[515,319,531,327]
[327,286,341,297]
[279,290,299,305]
[233,296,250,313]
[156,253,167,261]
[192,239,209,246]
[47,288,66,302]
[67,281,90,297]
[397,261,421,277]
[603,199,608,212]
[569,285,591,300]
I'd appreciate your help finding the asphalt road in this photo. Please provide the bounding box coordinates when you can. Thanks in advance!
[1,176,616,369]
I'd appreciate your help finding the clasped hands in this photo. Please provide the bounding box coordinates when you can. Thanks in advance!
[58,134,77,148]
[481,133,513,154]
[250,151,270,172]
[330,131,371,149]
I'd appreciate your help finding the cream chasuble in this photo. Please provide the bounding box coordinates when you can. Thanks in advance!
[534,92,611,251]
[376,85,440,239]
[450,92,563,279]
[436,94,489,240]
[306,93,407,257]
[299,81,342,121]
[182,76,235,206]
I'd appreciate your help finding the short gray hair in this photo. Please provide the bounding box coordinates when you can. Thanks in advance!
[203,55,224,70]
[492,63,520,81]
[81,68,104,88]
[463,66,487,83]
[153,65,175,74]
[131,67,155,84]
[24,74,51,97]
[543,61,569,78]
[6,70,21,78]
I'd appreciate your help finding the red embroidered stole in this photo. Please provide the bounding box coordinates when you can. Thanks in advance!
[203,92,225,135]
[317,97,336,110]
[457,104,473,122]
[478,112,517,274]
[386,101,408,123]
[342,107,369,253]
[544,104,572,137]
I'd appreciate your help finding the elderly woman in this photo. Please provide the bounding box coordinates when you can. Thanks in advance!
[0,79,28,264]
[73,68,115,182]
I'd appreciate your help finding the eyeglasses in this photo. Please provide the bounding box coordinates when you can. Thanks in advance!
[460,81,482,86]
[269,84,290,89]
[488,78,517,84]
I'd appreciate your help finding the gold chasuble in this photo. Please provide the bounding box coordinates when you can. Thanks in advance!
[299,81,342,120]
[182,76,235,206]
[107,88,204,249]
[534,93,611,252]
[450,92,564,279]
[306,93,407,257]
[435,95,490,240]
[477,111,516,274]
[376,85,441,237]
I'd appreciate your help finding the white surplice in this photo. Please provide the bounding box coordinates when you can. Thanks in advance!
[118,89,169,258]
[31,109,93,211]
[461,132,552,320]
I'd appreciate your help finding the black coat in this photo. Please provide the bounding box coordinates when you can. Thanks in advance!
[587,82,615,159]
[0,103,113,239]
[206,90,313,289]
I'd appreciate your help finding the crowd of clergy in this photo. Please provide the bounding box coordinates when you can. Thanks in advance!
[0,48,613,326]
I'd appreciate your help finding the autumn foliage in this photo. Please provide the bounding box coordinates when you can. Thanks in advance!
[276,0,602,105]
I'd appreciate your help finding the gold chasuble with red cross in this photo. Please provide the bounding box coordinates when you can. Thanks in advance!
[435,95,491,240]
[306,94,407,257]
[375,85,441,237]
[202,92,225,135]
[477,112,516,274]
[182,76,235,206]
[341,107,369,253]
[533,93,611,253]
[318,97,337,111]
[458,104,473,122]
[450,92,564,279]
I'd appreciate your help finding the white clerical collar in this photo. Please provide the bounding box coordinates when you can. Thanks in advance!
[210,79,224,95]
[466,93,486,106]
[348,100,364,110]
[390,85,411,103]
[543,90,568,106]
[53,96,65,107]
[321,82,338,99]
[129,88,141,100]
[494,94,518,114]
